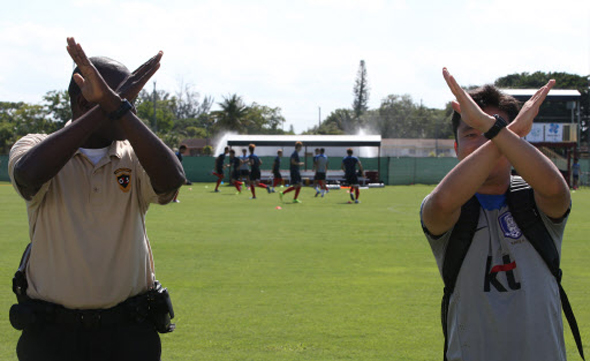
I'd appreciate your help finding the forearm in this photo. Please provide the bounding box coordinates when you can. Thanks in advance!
[14,106,107,196]
[424,117,532,220]
[491,128,570,217]
[423,140,502,235]
[117,112,185,194]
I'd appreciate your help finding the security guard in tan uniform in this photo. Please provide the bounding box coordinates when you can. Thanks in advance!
[8,37,185,361]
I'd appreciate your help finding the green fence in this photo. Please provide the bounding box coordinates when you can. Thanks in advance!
[141,156,456,185]
[5,155,588,186]
[0,155,8,183]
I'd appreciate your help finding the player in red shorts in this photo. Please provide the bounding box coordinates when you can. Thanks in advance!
[212,147,228,192]
[280,141,304,203]
[248,143,270,199]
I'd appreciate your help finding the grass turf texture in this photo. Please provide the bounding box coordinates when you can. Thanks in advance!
[0,181,588,360]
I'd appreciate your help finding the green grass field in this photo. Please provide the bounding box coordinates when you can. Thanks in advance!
[1,182,589,360]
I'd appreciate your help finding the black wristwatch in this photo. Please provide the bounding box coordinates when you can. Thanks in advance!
[108,98,134,120]
[483,114,508,140]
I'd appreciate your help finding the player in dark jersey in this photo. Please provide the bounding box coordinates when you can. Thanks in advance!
[248,143,270,199]
[280,141,304,203]
[270,149,283,192]
[213,147,229,192]
[341,148,364,203]
[227,149,244,193]
[315,148,329,197]
[312,148,320,196]
[239,148,250,188]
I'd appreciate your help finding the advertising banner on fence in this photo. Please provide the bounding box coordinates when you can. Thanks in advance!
[526,123,545,142]
[545,123,563,142]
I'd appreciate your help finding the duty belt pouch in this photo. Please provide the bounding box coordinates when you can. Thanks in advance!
[148,281,176,333]
[10,243,33,330]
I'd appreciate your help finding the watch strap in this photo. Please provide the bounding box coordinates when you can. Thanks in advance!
[484,114,508,140]
[108,99,134,120]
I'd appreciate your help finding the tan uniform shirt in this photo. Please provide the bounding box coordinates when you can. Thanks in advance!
[9,134,175,309]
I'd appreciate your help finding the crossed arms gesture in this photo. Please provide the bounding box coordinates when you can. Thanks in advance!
[442,67,554,138]
[14,38,184,199]
[422,68,569,236]
[66,37,162,112]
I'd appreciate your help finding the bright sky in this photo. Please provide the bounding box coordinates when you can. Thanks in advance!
[1,0,589,133]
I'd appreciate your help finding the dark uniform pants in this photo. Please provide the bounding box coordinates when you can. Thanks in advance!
[17,319,161,361]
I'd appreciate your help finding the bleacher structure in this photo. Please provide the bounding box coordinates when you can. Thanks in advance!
[503,88,583,187]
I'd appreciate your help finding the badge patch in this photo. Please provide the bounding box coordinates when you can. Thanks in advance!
[498,211,522,239]
[114,168,132,193]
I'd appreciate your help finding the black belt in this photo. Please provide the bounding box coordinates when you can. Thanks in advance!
[22,293,150,329]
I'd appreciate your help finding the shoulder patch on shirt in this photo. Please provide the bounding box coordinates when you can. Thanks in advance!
[114,168,132,193]
[499,211,522,239]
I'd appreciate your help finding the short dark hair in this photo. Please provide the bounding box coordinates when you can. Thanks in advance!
[452,84,521,141]
[295,141,303,147]
[68,56,130,110]
[347,148,353,155]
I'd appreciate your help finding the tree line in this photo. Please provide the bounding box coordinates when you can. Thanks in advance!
[0,84,291,154]
[1,65,588,155]
[306,64,590,143]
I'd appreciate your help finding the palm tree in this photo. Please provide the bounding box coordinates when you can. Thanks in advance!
[213,94,249,133]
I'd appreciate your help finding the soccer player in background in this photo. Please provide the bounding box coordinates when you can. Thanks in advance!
[212,147,228,192]
[270,149,283,192]
[315,148,329,197]
[342,148,364,203]
[280,141,304,203]
[227,149,243,193]
[572,157,580,190]
[312,148,320,195]
[239,148,250,189]
[248,143,269,199]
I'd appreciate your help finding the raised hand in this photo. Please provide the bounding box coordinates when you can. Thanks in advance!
[442,67,495,133]
[117,51,163,102]
[66,37,115,105]
[510,80,555,137]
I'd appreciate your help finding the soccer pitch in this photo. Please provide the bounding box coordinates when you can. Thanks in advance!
[1,182,589,360]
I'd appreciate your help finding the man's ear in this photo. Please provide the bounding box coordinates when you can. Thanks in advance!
[454,141,458,155]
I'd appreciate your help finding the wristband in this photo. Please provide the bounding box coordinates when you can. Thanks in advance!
[108,98,134,120]
[484,114,508,140]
